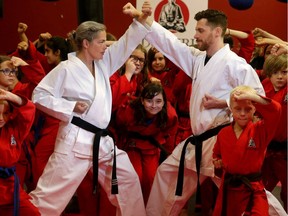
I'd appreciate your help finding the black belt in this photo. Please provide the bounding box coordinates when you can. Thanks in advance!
[177,111,190,118]
[127,131,169,155]
[176,105,190,118]
[175,123,229,212]
[22,141,33,182]
[127,131,169,164]
[71,116,118,194]
[222,172,262,216]
[0,166,19,216]
[267,140,287,151]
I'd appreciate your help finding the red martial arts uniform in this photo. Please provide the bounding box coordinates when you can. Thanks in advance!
[0,98,40,215]
[236,30,255,63]
[110,70,149,112]
[12,59,46,191]
[172,70,192,144]
[14,42,61,189]
[261,78,287,211]
[213,99,281,216]
[115,102,178,204]
[10,41,55,190]
[10,41,54,75]
[12,59,45,98]
[149,59,180,106]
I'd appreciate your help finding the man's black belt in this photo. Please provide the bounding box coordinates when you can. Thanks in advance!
[0,166,19,216]
[222,172,262,216]
[71,116,118,194]
[175,123,229,212]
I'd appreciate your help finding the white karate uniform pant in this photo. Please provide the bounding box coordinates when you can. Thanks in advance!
[29,144,145,216]
[146,137,287,216]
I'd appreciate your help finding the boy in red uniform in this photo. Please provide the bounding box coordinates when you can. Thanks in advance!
[261,53,287,211]
[0,88,39,215]
[212,85,281,216]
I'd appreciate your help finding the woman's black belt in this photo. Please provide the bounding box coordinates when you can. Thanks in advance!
[71,116,118,194]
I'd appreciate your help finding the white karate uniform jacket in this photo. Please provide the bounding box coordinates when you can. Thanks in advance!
[32,19,150,159]
[145,21,265,176]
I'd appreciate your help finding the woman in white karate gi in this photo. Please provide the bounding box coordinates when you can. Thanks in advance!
[29,3,152,216]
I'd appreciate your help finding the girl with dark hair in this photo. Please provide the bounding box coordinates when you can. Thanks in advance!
[44,36,73,64]
[114,82,178,204]
[147,46,181,106]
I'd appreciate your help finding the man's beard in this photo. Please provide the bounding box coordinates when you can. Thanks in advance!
[197,41,209,51]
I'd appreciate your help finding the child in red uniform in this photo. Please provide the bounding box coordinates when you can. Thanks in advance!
[110,44,150,112]
[212,85,281,216]
[115,82,178,204]
[0,55,45,191]
[261,54,287,212]
[0,88,39,216]
[147,46,180,106]
[172,70,192,145]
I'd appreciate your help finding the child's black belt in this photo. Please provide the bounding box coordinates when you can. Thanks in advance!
[222,172,262,215]
[71,116,118,194]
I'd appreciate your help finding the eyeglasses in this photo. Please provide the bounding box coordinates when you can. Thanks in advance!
[0,68,18,76]
[130,55,145,64]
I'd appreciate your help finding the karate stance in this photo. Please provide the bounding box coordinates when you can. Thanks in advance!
[29,3,152,216]
[139,1,287,215]
[212,85,281,216]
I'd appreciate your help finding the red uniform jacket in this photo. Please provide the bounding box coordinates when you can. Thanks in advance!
[262,78,287,142]
[110,71,138,113]
[237,30,255,63]
[110,71,150,113]
[12,59,46,99]
[212,99,281,215]
[149,60,180,106]
[0,99,35,204]
[172,70,192,144]
[115,102,178,154]
[10,41,54,74]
